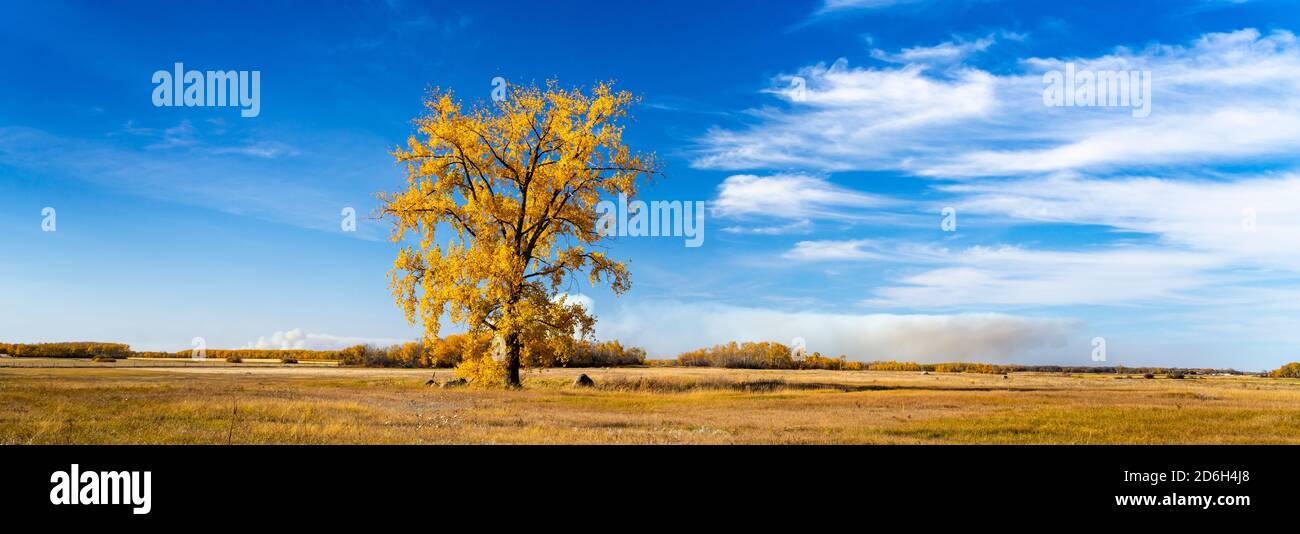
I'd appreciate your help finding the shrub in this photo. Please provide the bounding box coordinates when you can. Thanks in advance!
[867,360,925,372]
[562,340,647,367]
[172,349,341,361]
[798,353,864,370]
[426,333,491,368]
[364,343,411,367]
[676,341,796,369]
[933,362,1018,374]
[598,376,790,393]
[280,357,298,364]
[343,335,645,370]
[338,344,367,366]
[90,356,116,363]
[1168,371,1185,379]
[388,342,426,368]
[1269,362,1300,378]
[225,355,242,363]
[1143,373,1155,379]
[340,342,440,368]
[455,352,505,387]
[1,342,131,359]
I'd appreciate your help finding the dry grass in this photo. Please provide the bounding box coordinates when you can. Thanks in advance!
[2,360,1299,444]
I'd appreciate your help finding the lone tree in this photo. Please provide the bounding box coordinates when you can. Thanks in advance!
[381,81,656,388]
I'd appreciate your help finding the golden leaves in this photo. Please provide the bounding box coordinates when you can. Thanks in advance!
[379,81,656,384]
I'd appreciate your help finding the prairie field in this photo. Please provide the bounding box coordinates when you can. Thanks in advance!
[3,358,1300,444]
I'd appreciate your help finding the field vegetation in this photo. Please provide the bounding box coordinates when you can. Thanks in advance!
[2,362,1299,444]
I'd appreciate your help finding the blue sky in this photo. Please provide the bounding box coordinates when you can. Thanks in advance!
[3,0,1300,370]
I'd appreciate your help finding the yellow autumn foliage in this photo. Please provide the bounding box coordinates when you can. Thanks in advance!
[380,81,656,387]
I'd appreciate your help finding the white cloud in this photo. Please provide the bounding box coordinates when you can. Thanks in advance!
[817,0,924,14]
[769,171,1300,311]
[242,328,408,350]
[722,219,815,235]
[862,245,1223,308]
[696,28,1300,329]
[554,292,595,311]
[945,173,1300,267]
[146,120,198,150]
[207,140,300,159]
[0,125,387,240]
[870,34,996,65]
[712,173,896,220]
[923,110,1300,177]
[784,239,884,261]
[695,29,1300,177]
[597,300,1079,362]
[695,60,995,170]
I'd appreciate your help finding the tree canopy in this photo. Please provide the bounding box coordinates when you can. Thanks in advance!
[381,81,656,387]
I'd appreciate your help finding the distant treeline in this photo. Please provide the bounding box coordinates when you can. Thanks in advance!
[673,342,1014,372]
[0,342,131,359]
[332,336,646,368]
[172,349,343,361]
[1270,362,1300,378]
[674,341,1247,375]
[158,334,647,369]
[1,339,1270,376]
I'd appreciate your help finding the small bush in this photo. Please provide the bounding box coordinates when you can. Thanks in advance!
[171,349,340,361]
[1,342,132,359]
[676,341,796,369]
[225,355,242,363]
[455,353,505,387]
[90,356,116,363]
[280,357,298,364]
[1143,373,1155,379]
[1269,362,1300,378]
[598,377,789,393]
[867,360,925,372]
[1168,371,1185,379]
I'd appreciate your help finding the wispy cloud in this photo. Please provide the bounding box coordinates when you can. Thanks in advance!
[129,119,299,159]
[695,28,1300,177]
[695,27,1300,333]
[869,33,999,65]
[711,173,919,235]
[945,172,1300,267]
[242,328,409,350]
[597,299,1079,363]
[816,0,926,15]
[206,140,300,159]
[784,239,885,261]
[0,125,389,239]
[766,171,1300,310]
[862,244,1223,308]
[713,174,894,217]
[694,59,996,171]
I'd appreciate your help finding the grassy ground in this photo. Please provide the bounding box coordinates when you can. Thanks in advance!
[2,358,1299,444]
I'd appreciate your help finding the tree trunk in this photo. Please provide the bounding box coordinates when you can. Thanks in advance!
[505,334,522,388]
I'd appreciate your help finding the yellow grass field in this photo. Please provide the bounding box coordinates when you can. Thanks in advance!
[3,358,1300,444]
